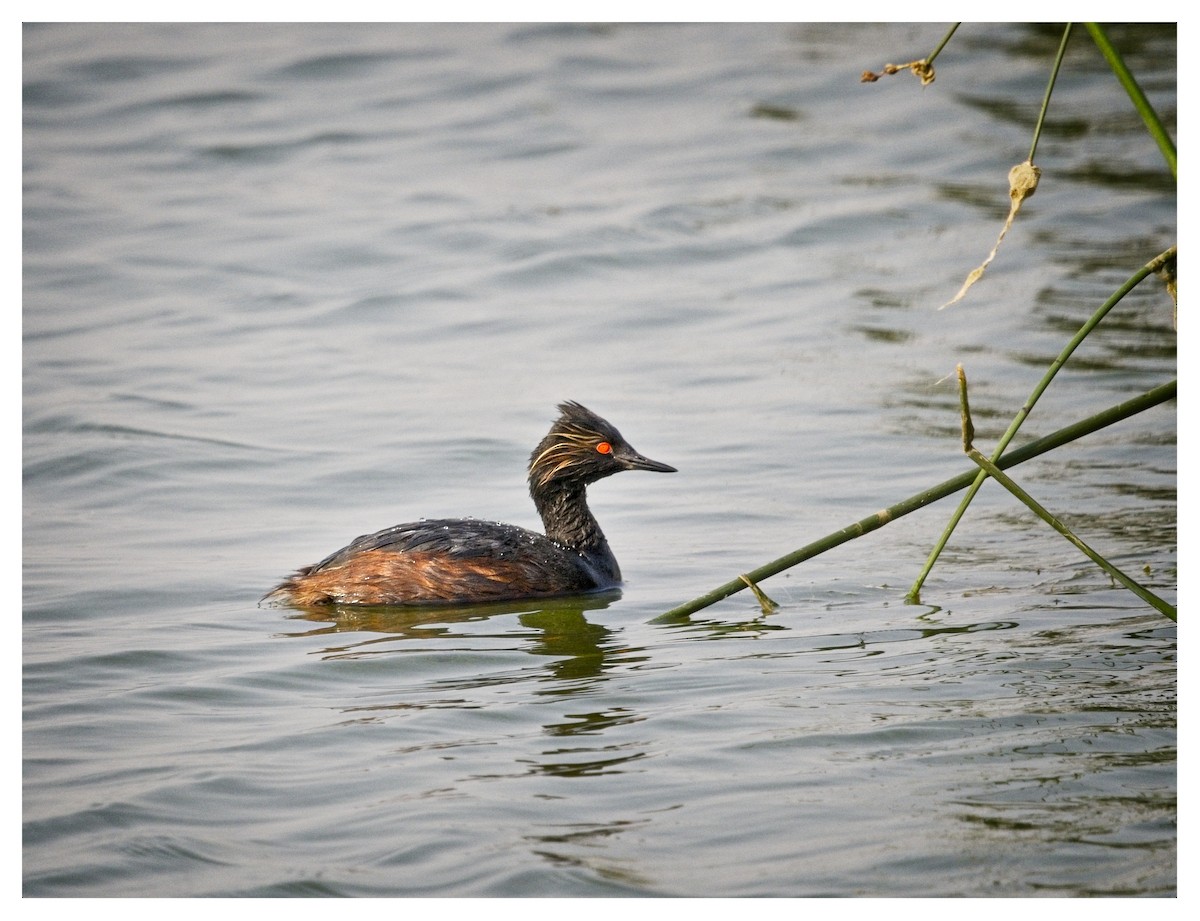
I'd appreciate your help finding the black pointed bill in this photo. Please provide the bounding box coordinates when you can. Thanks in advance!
[616,447,677,474]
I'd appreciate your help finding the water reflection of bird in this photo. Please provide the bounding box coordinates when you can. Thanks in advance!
[264,402,675,607]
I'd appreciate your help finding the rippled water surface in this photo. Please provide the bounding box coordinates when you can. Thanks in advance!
[23,23,1176,897]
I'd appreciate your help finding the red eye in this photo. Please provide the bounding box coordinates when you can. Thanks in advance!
[596,441,612,455]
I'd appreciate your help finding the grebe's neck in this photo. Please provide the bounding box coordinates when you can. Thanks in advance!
[532,482,620,581]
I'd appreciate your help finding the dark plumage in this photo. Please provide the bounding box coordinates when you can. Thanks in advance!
[263,402,676,607]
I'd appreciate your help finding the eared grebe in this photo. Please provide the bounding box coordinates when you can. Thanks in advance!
[263,402,676,607]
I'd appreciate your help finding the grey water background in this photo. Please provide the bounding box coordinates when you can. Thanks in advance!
[23,23,1176,897]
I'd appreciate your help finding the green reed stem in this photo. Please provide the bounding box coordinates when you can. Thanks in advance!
[1085,23,1177,180]
[906,245,1176,602]
[957,364,1174,620]
[967,449,1176,620]
[1028,23,1073,162]
[653,379,1175,623]
[925,23,960,65]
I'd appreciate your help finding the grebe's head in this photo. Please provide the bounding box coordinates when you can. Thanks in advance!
[528,401,676,492]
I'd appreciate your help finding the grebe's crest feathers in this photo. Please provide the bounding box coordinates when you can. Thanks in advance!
[550,401,623,447]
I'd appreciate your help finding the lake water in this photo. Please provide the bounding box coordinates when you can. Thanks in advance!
[23,23,1176,897]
